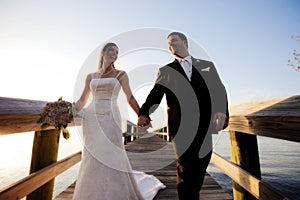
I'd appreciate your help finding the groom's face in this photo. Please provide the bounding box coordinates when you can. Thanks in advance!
[168,35,187,57]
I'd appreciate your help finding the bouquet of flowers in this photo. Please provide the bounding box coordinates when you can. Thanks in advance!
[37,96,73,139]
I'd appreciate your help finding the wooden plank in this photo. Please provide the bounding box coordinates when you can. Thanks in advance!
[127,134,232,200]
[0,97,47,115]
[227,95,300,142]
[2,95,299,141]
[0,97,78,134]
[0,97,46,134]
[210,152,290,200]
[54,134,232,200]
[0,152,81,200]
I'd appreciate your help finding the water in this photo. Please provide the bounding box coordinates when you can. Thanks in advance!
[0,130,299,199]
[208,132,300,200]
[0,129,82,198]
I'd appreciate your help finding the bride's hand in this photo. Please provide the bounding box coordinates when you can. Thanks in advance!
[137,115,152,132]
[137,123,152,132]
[138,115,150,126]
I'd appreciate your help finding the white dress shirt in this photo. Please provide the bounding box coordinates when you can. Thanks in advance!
[179,55,192,81]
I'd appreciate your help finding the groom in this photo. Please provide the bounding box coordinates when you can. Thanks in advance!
[138,32,229,200]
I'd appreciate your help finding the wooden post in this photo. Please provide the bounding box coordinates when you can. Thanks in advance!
[124,133,132,145]
[27,129,60,200]
[229,130,261,200]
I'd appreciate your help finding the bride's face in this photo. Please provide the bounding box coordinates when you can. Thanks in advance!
[103,45,119,66]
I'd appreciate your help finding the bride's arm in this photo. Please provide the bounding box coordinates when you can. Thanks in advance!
[73,74,92,112]
[119,72,140,115]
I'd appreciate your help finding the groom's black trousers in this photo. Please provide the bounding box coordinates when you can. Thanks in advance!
[174,134,212,200]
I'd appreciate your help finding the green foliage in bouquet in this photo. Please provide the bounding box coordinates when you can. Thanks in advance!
[37,96,73,139]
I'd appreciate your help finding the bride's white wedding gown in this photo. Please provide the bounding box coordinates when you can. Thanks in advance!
[73,76,165,200]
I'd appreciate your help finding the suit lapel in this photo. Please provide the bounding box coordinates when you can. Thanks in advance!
[170,59,190,81]
[169,58,210,83]
[191,57,209,83]
[191,57,203,71]
[191,57,201,83]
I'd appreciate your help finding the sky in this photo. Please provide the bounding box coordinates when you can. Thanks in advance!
[0,0,299,125]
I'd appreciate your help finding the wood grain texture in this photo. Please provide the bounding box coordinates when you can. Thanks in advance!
[0,152,81,200]
[0,97,78,134]
[227,95,300,142]
[54,134,232,200]
[211,153,290,200]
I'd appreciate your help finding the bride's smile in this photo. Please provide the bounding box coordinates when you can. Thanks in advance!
[103,45,119,67]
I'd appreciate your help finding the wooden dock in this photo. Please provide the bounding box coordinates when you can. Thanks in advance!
[54,134,232,200]
[1,96,297,200]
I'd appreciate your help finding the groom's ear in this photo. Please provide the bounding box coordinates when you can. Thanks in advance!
[183,40,188,49]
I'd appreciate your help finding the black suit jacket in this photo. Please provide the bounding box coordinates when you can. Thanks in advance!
[139,57,229,140]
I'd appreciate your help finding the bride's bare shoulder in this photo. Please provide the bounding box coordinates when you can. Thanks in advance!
[115,70,126,79]
[87,72,100,79]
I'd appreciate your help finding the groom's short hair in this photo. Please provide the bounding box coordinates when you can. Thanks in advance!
[168,32,188,48]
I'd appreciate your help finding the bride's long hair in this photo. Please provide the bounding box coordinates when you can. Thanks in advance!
[98,42,118,72]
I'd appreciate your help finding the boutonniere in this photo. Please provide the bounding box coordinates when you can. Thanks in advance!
[201,67,210,72]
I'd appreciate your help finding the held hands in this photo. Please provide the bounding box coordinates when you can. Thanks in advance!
[137,115,152,132]
[213,112,229,131]
[138,113,228,132]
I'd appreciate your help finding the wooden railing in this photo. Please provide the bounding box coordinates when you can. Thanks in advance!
[0,97,139,200]
[211,95,300,200]
[0,97,81,200]
[0,96,299,200]
[154,95,299,200]
[218,96,300,199]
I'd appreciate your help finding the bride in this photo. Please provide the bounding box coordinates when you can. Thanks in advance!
[72,42,165,200]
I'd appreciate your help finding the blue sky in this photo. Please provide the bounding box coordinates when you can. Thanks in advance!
[0,0,299,107]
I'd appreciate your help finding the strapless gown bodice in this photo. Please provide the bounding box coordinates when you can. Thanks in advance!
[86,78,121,115]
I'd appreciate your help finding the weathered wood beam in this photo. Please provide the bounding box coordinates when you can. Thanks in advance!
[211,153,289,200]
[0,151,81,200]
[227,95,300,142]
[0,97,78,134]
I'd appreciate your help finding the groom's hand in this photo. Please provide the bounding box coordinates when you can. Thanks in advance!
[137,115,152,132]
[213,112,229,131]
[138,115,150,126]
